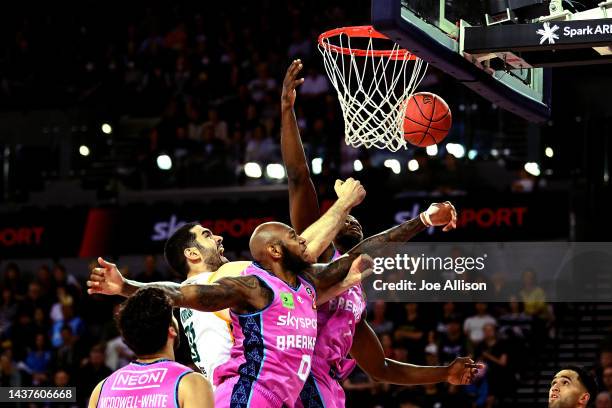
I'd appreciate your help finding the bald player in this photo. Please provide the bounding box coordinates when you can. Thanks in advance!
[549,366,598,408]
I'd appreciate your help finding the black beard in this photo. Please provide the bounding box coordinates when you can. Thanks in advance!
[334,232,363,252]
[281,245,310,273]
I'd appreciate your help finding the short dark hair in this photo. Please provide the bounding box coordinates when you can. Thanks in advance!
[117,287,173,356]
[164,222,200,276]
[563,366,598,406]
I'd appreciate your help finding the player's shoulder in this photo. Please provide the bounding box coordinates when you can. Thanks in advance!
[210,261,252,281]
[178,372,213,406]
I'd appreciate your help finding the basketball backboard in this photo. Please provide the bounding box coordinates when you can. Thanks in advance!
[372,0,552,123]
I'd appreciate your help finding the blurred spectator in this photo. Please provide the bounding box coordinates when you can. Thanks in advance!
[24,333,52,385]
[54,325,83,373]
[203,108,229,145]
[438,316,468,365]
[35,264,55,300]
[77,344,112,405]
[51,300,84,348]
[394,303,427,364]
[248,63,277,102]
[343,366,376,407]
[596,348,612,391]
[444,384,473,408]
[0,349,26,387]
[300,67,329,98]
[3,263,26,298]
[370,300,394,336]
[464,303,496,349]
[20,281,50,315]
[135,255,164,283]
[597,391,612,408]
[8,310,36,360]
[52,264,82,298]
[475,323,514,406]
[0,287,17,333]
[603,367,612,393]
[287,29,311,59]
[519,270,549,319]
[244,124,277,163]
[436,302,461,334]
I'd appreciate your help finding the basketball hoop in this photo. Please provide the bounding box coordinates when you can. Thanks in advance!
[318,25,428,151]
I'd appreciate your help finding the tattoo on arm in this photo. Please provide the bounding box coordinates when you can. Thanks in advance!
[348,217,427,255]
[303,254,359,293]
[175,276,273,314]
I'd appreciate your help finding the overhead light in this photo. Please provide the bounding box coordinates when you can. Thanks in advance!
[446,143,465,159]
[468,149,478,160]
[101,123,112,135]
[156,154,172,170]
[353,160,363,172]
[545,147,554,158]
[426,145,438,156]
[491,149,499,157]
[79,145,90,157]
[408,159,419,172]
[312,158,322,175]
[384,159,401,175]
[244,162,262,178]
[524,162,541,177]
[266,163,285,179]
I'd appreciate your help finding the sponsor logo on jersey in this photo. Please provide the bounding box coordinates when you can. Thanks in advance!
[280,292,295,309]
[277,311,317,330]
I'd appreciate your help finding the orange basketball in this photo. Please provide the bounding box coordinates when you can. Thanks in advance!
[403,92,452,147]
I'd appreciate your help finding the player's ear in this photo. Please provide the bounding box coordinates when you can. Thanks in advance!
[578,392,590,406]
[267,243,282,260]
[184,247,200,261]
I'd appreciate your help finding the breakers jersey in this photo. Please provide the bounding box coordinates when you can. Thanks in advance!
[214,263,318,408]
[180,273,234,382]
[97,359,192,408]
[298,250,367,408]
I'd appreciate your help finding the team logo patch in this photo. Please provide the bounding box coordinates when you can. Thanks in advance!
[280,292,295,309]
[305,287,316,309]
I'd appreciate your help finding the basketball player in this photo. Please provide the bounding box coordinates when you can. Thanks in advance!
[88,177,367,382]
[88,287,213,408]
[549,366,598,408]
[280,60,474,408]
[91,219,374,407]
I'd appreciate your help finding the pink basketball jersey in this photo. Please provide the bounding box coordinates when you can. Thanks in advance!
[213,263,318,408]
[97,359,192,408]
[298,250,366,408]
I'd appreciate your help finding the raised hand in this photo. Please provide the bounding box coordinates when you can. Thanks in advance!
[87,257,125,296]
[447,357,484,385]
[281,59,305,110]
[334,178,367,209]
[420,201,457,231]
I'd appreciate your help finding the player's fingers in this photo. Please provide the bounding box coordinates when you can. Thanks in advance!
[91,269,106,278]
[98,256,115,269]
[86,280,100,288]
[293,78,304,88]
[290,59,301,77]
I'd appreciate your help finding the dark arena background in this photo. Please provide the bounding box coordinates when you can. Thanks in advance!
[1,0,612,407]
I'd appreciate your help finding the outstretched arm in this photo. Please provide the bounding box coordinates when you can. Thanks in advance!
[87,258,270,314]
[347,202,457,256]
[350,317,480,385]
[282,60,364,262]
[281,60,320,235]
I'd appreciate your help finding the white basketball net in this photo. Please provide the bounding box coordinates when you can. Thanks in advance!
[319,30,428,152]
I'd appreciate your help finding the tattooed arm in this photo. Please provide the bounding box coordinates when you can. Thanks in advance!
[346,201,458,255]
[169,276,272,314]
[302,254,373,293]
[87,258,271,314]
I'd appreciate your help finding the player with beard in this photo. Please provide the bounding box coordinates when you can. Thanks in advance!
[88,177,367,383]
[90,219,375,407]
[88,287,213,408]
[280,60,477,408]
[549,367,598,408]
